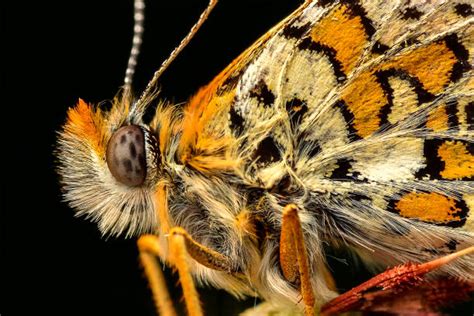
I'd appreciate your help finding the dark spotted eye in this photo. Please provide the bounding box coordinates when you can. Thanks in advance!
[106,125,146,186]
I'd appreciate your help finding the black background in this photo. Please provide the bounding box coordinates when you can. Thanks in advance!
[3,1,298,315]
[3,1,472,315]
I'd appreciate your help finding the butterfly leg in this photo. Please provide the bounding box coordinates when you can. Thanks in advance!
[138,235,177,316]
[279,204,316,316]
[139,227,236,316]
[168,226,238,316]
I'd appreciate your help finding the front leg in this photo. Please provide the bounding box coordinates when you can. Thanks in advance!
[169,227,235,272]
[138,227,235,316]
[138,235,177,316]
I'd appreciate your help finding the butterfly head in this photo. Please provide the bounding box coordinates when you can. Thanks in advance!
[57,97,166,237]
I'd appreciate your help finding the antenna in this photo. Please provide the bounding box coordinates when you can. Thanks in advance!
[135,0,218,107]
[123,0,145,91]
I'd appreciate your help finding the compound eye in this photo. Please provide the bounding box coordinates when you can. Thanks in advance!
[106,125,146,186]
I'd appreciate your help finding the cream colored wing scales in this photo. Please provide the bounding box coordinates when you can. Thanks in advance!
[220,0,473,273]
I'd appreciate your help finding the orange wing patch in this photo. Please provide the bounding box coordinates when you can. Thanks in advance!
[438,140,474,180]
[341,38,461,138]
[342,72,386,138]
[417,139,474,181]
[426,105,449,132]
[381,41,457,94]
[304,4,465,139]
[394,192,468,227]
[310,3,370,74]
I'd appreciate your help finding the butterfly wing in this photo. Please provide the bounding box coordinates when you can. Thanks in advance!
[174,0,473,278]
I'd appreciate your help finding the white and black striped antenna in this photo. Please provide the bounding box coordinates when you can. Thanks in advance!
[132,0,218,108]
[123,0,145,91]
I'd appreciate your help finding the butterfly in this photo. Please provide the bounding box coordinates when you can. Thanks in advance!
[57,0,474,315]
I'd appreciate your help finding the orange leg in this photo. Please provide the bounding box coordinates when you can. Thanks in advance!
[279,204,316,316]
[169,227,234,272]
[138,235,177,316]
[138,227,235,316]
[167,230,203,316]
